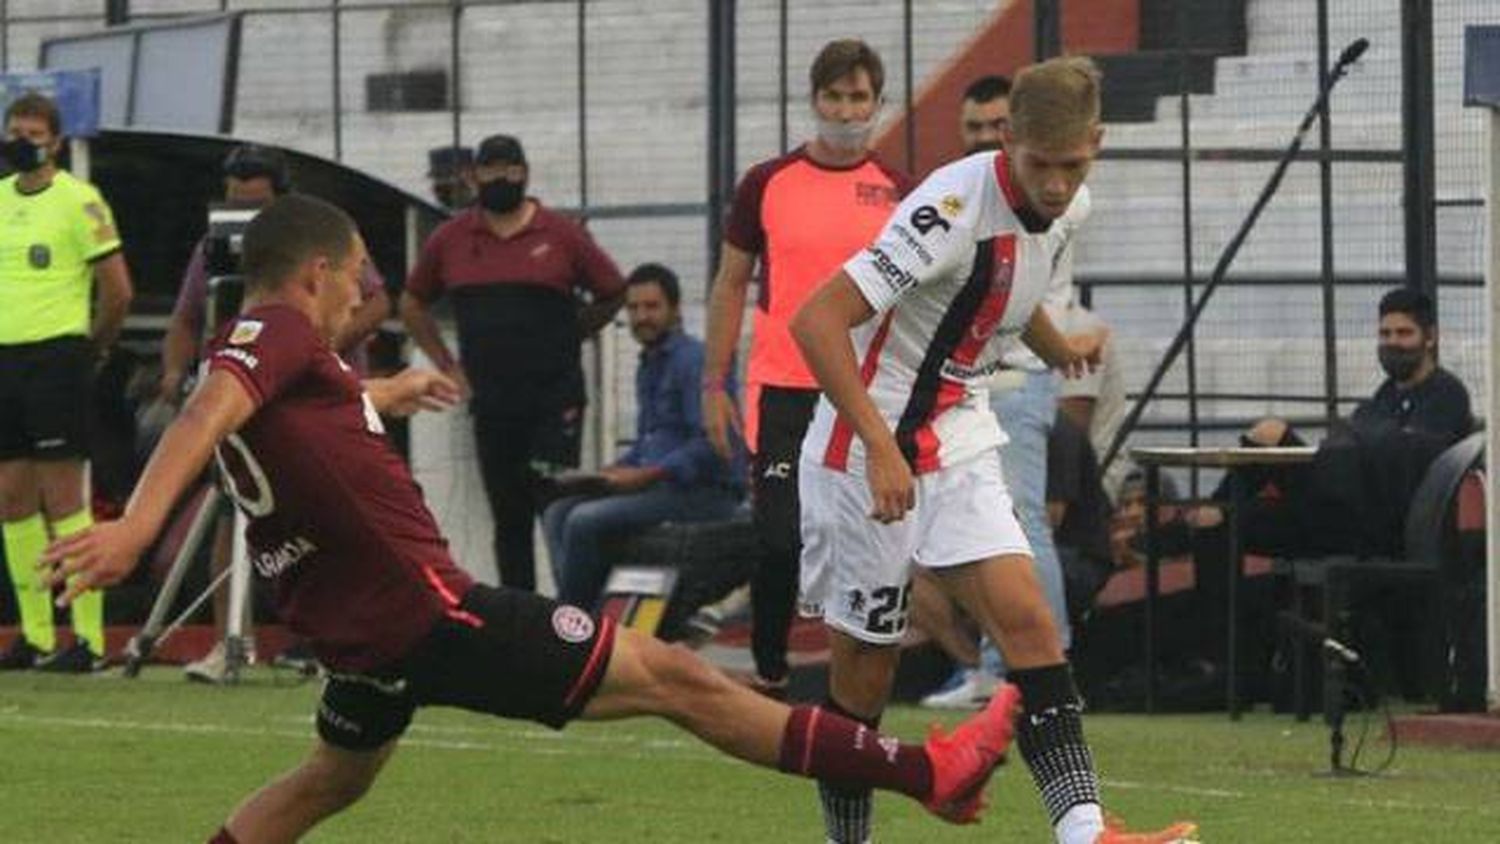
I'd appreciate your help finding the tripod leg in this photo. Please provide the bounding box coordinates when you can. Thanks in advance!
[224,509,253,683]
[124,487,224,678]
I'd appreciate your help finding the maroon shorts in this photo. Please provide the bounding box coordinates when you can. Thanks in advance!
[316,584,616,751]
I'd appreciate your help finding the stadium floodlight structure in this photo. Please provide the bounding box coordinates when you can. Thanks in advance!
[1463,25,1500,715]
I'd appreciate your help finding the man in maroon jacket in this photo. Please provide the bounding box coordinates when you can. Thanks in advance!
[45,195,1020,843]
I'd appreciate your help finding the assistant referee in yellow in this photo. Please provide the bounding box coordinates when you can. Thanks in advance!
[0,92,132,672]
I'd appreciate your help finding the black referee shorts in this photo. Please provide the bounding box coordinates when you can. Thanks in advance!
[316,584,617,752]
[0,336,93,461]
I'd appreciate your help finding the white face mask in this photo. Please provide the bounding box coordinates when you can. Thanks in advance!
[813,110,878,153]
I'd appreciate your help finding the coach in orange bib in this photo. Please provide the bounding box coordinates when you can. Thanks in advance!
[700,37,913,844]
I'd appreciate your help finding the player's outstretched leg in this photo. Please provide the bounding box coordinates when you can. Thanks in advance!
[939,555,1197,844]
[584,626,1022,825]
[209,741,396,844]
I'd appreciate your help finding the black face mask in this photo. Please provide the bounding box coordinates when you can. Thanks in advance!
[434,182,473,209]
[966,140,1003,154]
[1377,344,1424,382]
[2,137,47,173]
[478,178,526,214]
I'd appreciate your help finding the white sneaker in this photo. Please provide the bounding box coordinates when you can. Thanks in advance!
[919,667,1000,710]
[184,643,227,684]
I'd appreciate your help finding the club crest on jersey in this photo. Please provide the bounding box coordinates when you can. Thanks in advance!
[552,605,596,643]
[229,320,265,346]
[939,194,963,218]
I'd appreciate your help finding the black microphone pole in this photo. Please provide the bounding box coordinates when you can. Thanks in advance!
[1102,37,1371,472]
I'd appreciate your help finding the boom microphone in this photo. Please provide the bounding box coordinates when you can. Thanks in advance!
[1337,37,1369,69]
[1276,611,1362,665]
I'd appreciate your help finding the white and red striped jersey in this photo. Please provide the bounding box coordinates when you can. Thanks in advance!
[803,150,1090,476]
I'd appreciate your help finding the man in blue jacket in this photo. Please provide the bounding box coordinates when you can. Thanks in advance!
[544,263,744,607]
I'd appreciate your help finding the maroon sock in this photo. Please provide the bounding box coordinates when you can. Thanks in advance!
[207,827,238,844]
[777,705,933,800]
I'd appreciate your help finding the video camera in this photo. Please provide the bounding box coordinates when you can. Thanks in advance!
[202,204,259,333]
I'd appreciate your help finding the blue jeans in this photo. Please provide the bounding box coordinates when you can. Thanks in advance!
[543,484,742,609]
[983,370,1068,677]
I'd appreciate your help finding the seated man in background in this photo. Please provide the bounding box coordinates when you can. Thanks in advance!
[1186,287,1472,560]
[543,264,744,608]
[1180,288,1473,696]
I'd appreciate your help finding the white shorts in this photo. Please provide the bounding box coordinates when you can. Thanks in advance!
[798,449,1032,645]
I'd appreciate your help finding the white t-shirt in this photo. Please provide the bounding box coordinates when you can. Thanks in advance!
[1056,299,1126,456]
[802,150,1090,476]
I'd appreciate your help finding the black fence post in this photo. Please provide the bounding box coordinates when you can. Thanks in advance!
[1402,0,1438,305]
[707,0,736,275]
[1317,0,1339,423]
[1034,0,1062,62]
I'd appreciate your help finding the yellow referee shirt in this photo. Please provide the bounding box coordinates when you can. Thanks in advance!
[0,170,121,345]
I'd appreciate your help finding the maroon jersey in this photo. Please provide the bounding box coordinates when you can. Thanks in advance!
[206,303,476,672]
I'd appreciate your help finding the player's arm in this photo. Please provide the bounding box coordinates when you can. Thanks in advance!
[90,251,134,356]
[397,290,469,397]
[363,367,461,417]
[701,242,755,458]
[1021,306,1103,378]
[41,369,257,605]
[790,272,913,523]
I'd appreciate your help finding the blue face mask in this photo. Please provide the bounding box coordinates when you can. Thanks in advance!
[2,137,47,172]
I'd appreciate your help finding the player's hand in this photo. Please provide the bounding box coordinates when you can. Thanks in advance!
[600,465,662,493]
[442,363,473,401]
[1060,328,1107,379]
[865,440,915,524]
[39,520,151,608]
[383,367,462,417]
[702,385,743,460]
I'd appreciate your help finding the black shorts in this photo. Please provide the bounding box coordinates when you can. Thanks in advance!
[316,584,617,751]
[0,336,93,461]
[751,387,820,556]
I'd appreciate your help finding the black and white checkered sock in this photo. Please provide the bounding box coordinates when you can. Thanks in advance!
[817,696,878,844]
[1011,664,1102,826]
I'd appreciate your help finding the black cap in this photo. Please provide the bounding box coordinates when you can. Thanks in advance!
[427,145,474,178]
[475,134,526,167]
[223,143,291,193]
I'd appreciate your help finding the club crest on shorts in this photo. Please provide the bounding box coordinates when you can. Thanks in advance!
[551,605,595,643]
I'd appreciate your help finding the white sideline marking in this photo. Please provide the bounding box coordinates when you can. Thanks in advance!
[1106,779,1244,799]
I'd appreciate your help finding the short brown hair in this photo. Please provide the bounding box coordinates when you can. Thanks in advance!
[809,38,885,98]
[1009,56,1102,147]
[5,92,61,136]
[242,194,357,291]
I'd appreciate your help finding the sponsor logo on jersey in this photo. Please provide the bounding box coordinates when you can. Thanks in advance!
[552,605,596,643]
[216,347,260,370]
[229,320,265,346]
[855,182,900,207]
[908,205,951,236]
[27,243,49,269]
[868,246,918,294]
[941,357,1006,381]
[890,223,935,266]
[253,535,318,578]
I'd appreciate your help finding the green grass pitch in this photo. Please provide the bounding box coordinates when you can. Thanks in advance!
[1,668,1496,842]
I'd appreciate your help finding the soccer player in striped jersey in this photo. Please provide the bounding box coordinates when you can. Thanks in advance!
[791,57,1197,844]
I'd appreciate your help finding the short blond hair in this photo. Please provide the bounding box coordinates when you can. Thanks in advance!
[1009,56,1102,147]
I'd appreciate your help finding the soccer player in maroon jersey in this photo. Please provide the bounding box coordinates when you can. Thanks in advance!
[43,195,1019,843]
